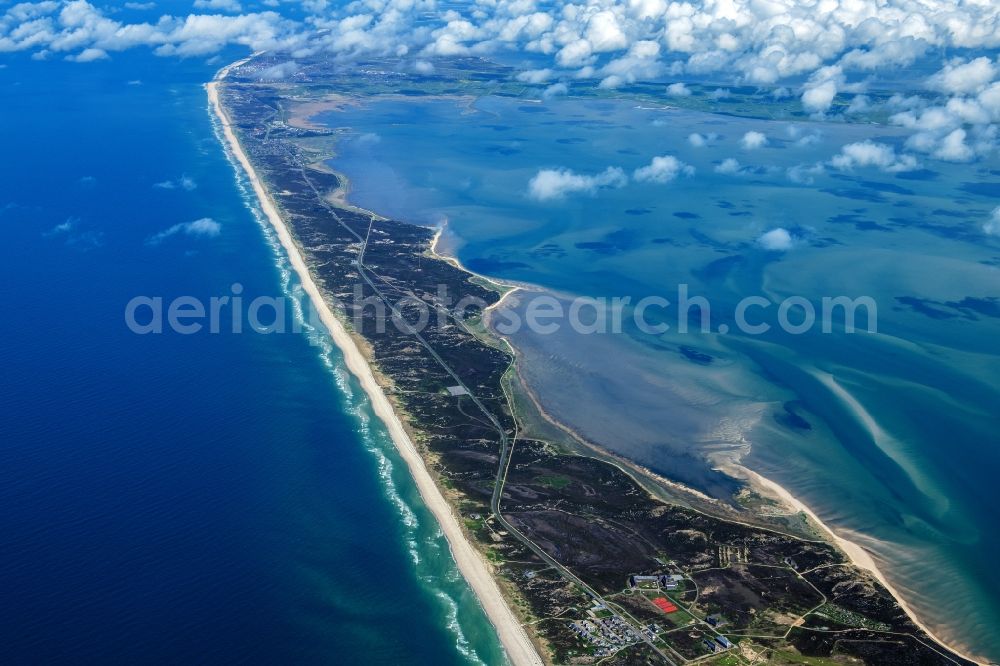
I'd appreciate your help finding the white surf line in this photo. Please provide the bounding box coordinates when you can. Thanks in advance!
[207,64,542,666]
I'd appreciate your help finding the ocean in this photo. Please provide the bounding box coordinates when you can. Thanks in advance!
[321,92,1000,661]
[0,49,506,664]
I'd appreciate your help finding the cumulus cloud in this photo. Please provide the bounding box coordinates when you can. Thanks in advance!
[633,155,693,183]
[413,60,434,75]
[845,95,871,115]
[932,128,975,162]
[599,40,661,87]
[688,132,717,147]
[829,141,918,172]
[69,47,108,62]
[556,39,593,68]
[787,163,825,184]
[5,0,1000,162]
[517,68,553,84]
[985,207,1000,236]
[666,82,691,97]
[740,131,768,150]
[0,1,306,60]
[928,57,997,95]
[147,217,221,245]
[757,228,794,251]
[258,60,298,80]
[795,132,822,147]
[527,166,627,201]
[887,58,1000,161]
[714,158,744,175]
[802,80,838,113]
[585,10,627,53]
[801,66,844,114]
[542,82,567,99]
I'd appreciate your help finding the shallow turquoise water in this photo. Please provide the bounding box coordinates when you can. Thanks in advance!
[323,93,1000,661]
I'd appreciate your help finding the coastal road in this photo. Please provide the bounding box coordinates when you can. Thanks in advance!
[289,162,678,664]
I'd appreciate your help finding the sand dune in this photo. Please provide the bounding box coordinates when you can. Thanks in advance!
[208,63,542,666]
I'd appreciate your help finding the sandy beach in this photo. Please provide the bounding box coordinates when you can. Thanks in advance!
[480,284,983,665]
[451,231,986,664]
[736,466,983,665]
[208,65,543,666]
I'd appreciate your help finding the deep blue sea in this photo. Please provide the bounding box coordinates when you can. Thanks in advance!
[0,50,505,664]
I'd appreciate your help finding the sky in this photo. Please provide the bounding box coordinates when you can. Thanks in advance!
[2,0,1000,226]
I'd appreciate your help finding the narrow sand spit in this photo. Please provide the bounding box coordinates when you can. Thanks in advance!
[208,63,542,666]
[210,56,982,666]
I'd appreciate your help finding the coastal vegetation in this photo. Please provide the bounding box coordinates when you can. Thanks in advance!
[215,53,976,666]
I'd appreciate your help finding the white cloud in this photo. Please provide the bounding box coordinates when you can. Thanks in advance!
[43,216,104,248]
[517,68,552,84]
[795,132,822,147]
[933,128,975,162]
[740,131,768,150]
[258,60,298,80]
[193,0,242,12]
[599,40,661,86]
[928,57,997,94]
[154,175,197,191]
[800,65,844,114]
[44,218,77,236]
[829,141,919,172]
[4,0,1000,166]
[413,60,434,75]
[0,1,306,60]
[802,80,837,113]
[543,82,567,99]
[688,132,717,147]
[527,166,627,201]
[666,82,691,97]
[556,39,593,68]
[69,47,108,62]
[714,158,743,175]
[757,228,793,251]
[985,207,1000,236]
[147,217,221,245]
[786,162,825,184]
[633,155,693,183]
[845,94,870,115]
[585,10,627,53]
[802,81,837,112]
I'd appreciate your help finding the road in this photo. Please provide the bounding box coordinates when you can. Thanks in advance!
[290,161,678,665]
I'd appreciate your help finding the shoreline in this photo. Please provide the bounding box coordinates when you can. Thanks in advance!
[481,285,984,665]
[735,466,982,664]
[207,66,543,666]
[210,56,983,666]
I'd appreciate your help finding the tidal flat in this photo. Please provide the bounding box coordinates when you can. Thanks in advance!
[321,87,1000,660]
